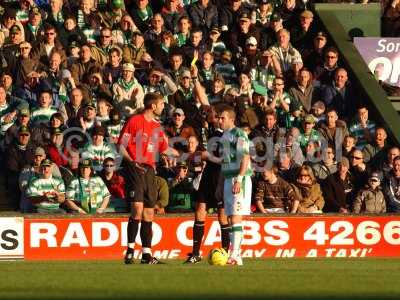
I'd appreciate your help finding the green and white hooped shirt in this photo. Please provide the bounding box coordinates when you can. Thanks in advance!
[66,176,110,214]
[16,9,29,24]
[220,127,252,179]
[0,102,15,136]
[26,175,66,212]
[30,106,58,125]
[106,122,124,142]
[82,142,117,172]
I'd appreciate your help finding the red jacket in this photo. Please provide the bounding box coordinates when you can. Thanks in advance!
[46,144,68,167]
[100,172,126,199]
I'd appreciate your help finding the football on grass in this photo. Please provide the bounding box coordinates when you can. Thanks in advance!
[208,248,228,266]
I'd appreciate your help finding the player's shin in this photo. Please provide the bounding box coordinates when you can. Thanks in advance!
[140,220,153,259]
[193,220,205,256]
[220,223,231,252]
[127,216,140,250]
[230,223,243,259]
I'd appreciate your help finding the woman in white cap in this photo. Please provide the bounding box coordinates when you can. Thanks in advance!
[112,62,144,118]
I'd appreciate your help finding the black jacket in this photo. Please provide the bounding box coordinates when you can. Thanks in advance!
[322,172,353,212]
[6,142,36,174]
[187,2,218,32]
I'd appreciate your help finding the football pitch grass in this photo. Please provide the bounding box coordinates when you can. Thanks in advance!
[1,259,399,300]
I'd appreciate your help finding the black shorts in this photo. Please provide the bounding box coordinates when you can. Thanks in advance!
[196,168,224,209]
[123,162,158,208]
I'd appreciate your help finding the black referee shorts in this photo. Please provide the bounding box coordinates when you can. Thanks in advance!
[196,171,224,210]
[123,162,158,208]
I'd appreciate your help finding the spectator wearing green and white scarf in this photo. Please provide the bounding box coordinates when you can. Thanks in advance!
[112,63,144,118]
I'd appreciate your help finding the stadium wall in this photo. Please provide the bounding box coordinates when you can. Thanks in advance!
[314,3,381,38]
[1,216,400,260]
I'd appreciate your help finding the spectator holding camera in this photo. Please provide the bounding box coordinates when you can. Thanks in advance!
[267,76,300,129]
[167,160,197,212]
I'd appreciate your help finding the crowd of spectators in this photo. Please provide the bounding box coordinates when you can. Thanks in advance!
[0,0,398,215]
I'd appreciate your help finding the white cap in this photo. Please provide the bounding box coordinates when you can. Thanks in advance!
[246,36,257,46]
[122,63,135,72]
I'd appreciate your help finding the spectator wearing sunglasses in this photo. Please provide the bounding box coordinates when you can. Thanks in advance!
[349,148,369,197]
[100,157,127,212]
[91,27,115,66]
[31,23,66,67]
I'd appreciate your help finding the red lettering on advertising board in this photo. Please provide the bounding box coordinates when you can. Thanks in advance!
[23,216,400,260]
